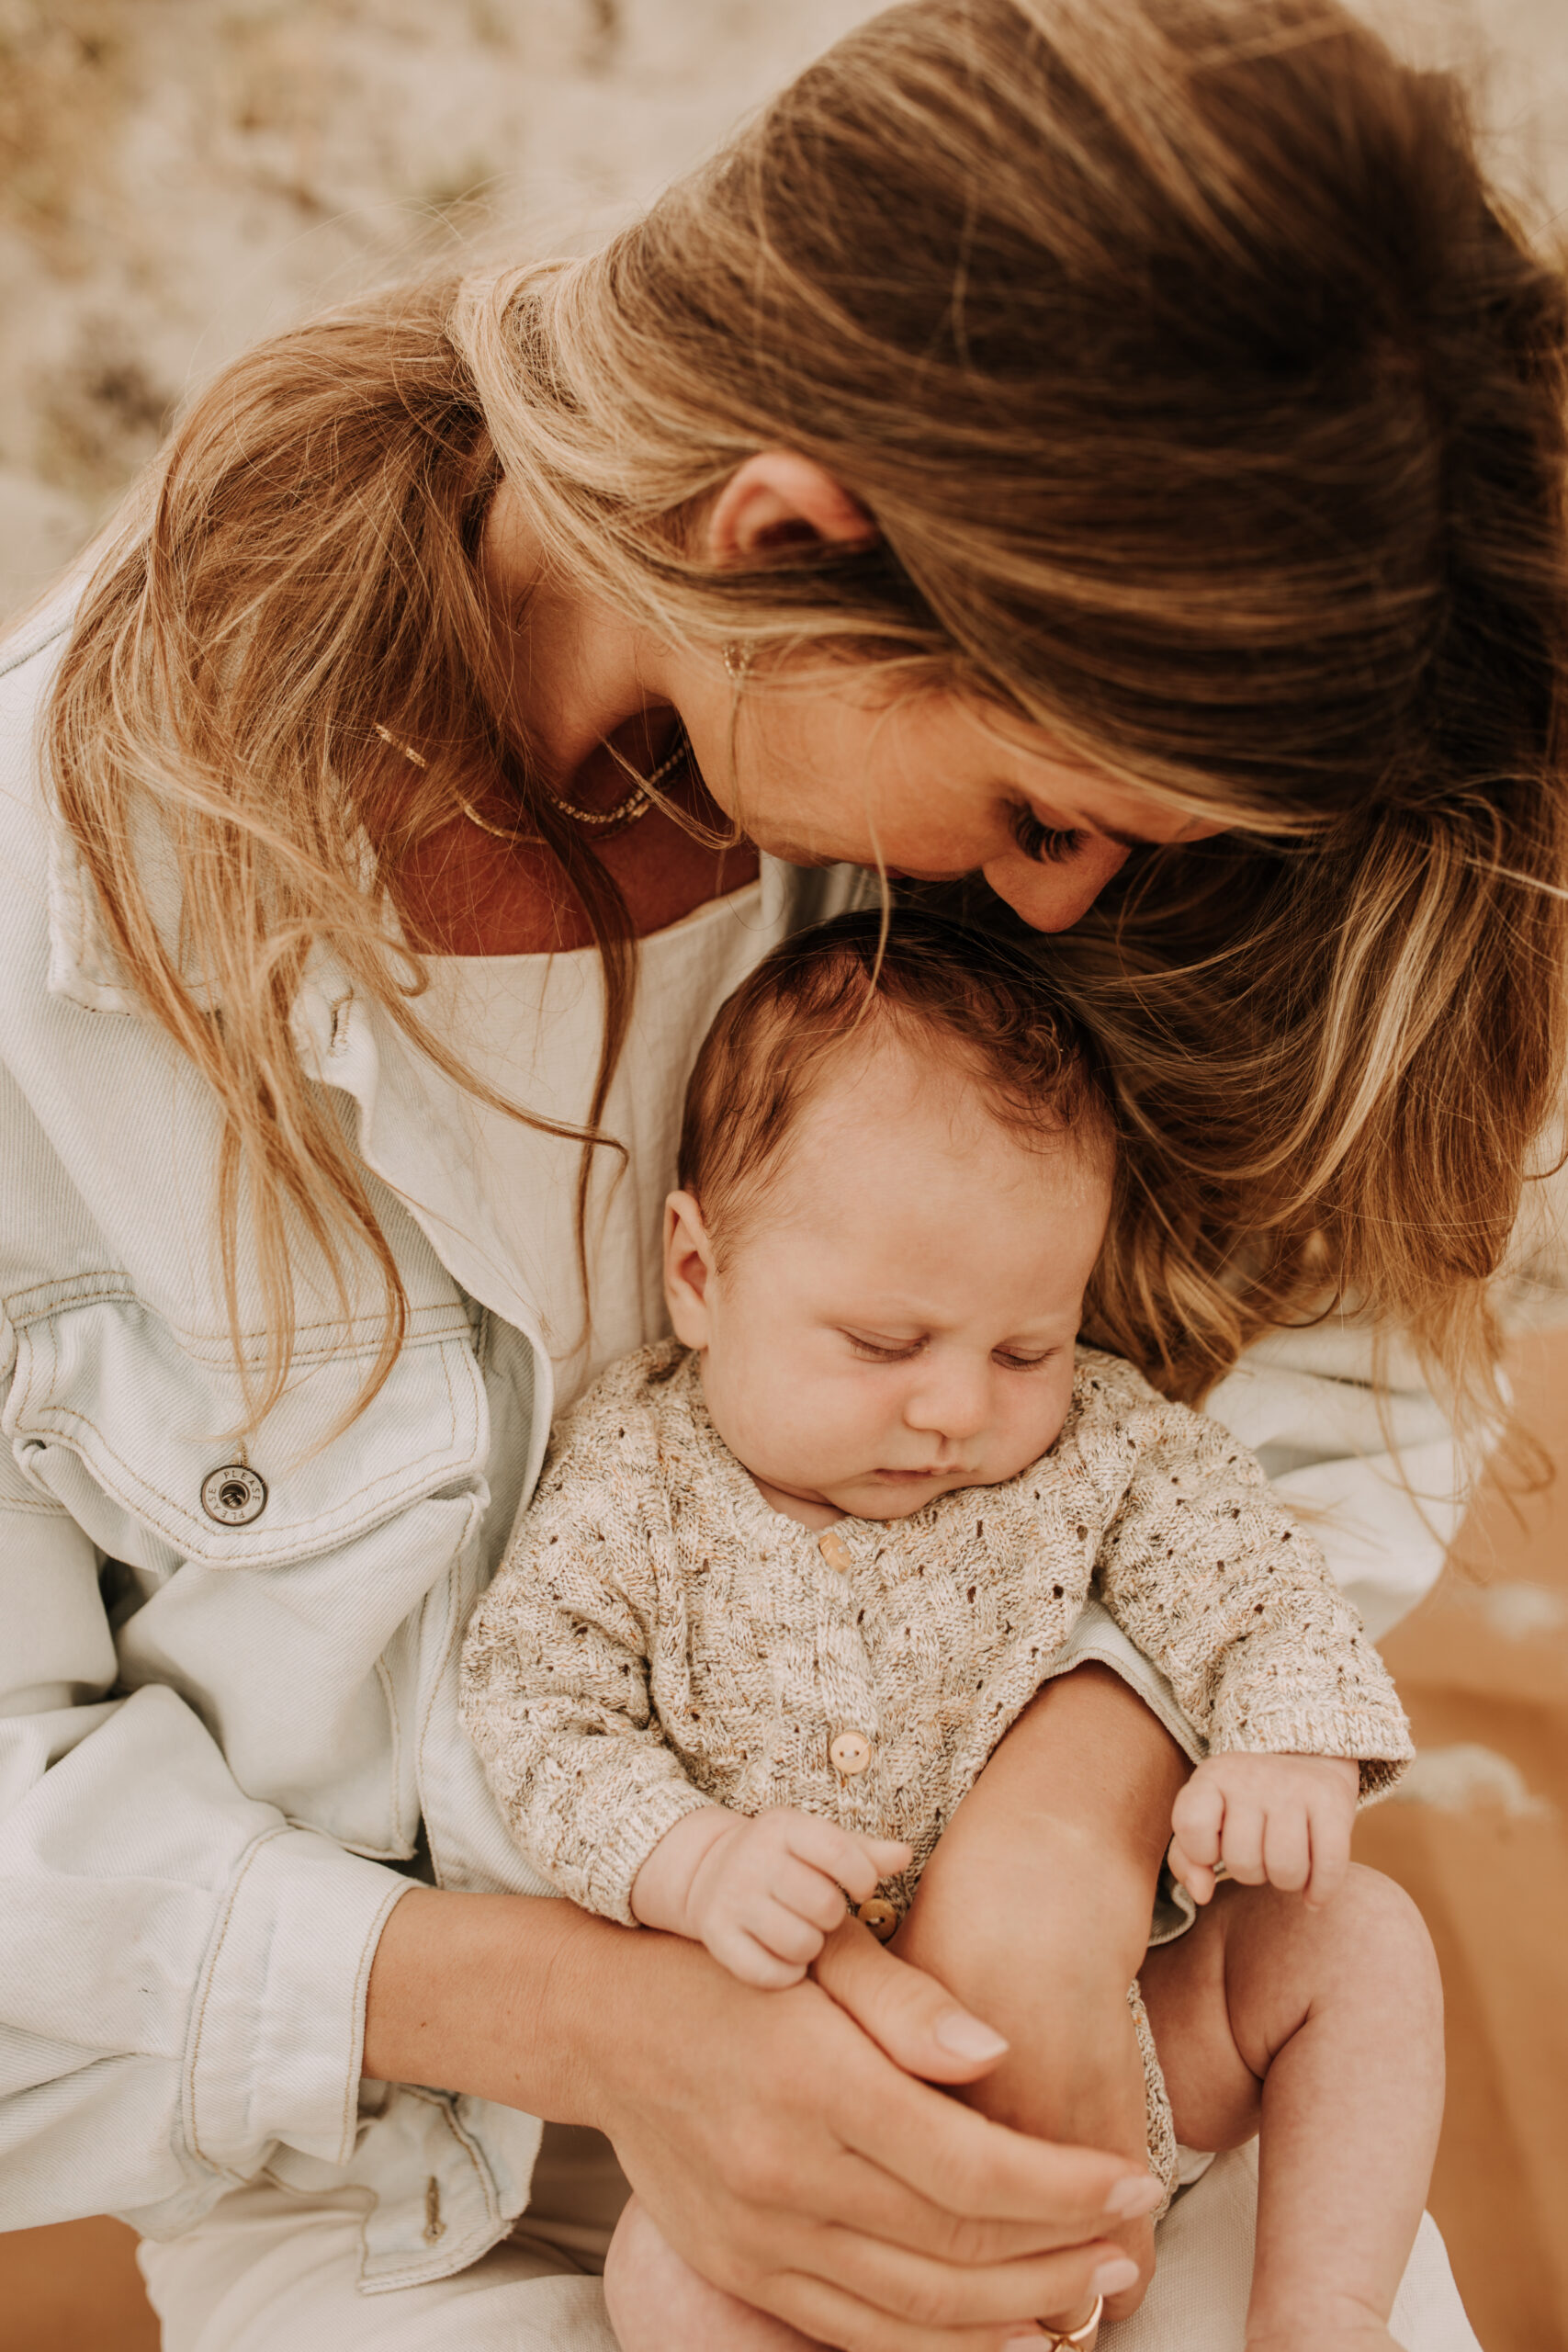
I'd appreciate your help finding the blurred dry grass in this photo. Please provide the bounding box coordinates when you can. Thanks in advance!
[1357,1319,1568,2352]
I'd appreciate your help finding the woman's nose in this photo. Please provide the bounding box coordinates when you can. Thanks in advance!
[980,836,1130,932]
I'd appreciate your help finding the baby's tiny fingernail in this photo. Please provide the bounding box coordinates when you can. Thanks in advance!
[1103,2171,1164,2219]
[1090,2256,1142,2296]
[933,2009,1010,2060]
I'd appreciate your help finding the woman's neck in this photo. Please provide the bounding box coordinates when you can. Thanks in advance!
[396,775,760,956]
[394,486,761,955]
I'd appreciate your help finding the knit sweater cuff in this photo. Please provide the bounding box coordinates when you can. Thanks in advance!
[1209,1703,1415,1801]
[585,1775,722,1927]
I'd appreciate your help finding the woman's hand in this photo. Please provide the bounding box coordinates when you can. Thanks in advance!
[365,1887,1156,2351]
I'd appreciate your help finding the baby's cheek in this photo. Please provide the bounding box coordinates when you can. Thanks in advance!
[1003,1368,1075,1475]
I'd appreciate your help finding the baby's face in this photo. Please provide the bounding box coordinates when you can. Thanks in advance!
[663,1035,1111,1526]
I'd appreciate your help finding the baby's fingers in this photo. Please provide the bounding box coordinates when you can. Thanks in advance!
[782,1813,912,1905]
[1260,1804,1311,1894]
[1170,1770,1224,1867]
[1303,1801,1354,1908]
[1216,1799,1267,1885]
[1166,1832,1216,1906]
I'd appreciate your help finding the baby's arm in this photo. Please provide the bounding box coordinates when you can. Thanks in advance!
[1090,1373,1413,1901]
[632,1806,911,1988]
[460,1454,719,1923]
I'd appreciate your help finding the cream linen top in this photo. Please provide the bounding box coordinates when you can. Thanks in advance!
[460,1340,1413,1932]
[423,874,795,1418]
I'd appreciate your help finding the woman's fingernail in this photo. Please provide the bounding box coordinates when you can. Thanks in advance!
[1103,2170,1164,2219]
[1090,2256,1142,2297]
[933,2009,1010,2060]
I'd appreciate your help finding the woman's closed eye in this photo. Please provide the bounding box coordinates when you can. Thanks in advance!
[1010,806,1084,865]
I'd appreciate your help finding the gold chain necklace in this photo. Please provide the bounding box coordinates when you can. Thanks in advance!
[374,720,690,843]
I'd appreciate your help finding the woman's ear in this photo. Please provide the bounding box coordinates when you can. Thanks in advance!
[705,450,877,568]
[664,1190,718,1349]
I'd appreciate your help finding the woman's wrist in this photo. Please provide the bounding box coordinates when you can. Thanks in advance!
[363,1884,634,2121]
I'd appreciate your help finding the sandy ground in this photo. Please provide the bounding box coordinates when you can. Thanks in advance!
[3,1,1568,2346]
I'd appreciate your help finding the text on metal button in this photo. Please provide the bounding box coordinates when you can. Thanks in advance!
[200,1464,268,1526]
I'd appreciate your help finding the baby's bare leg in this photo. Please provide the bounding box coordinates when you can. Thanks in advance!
[604,2195,825,2352]
[1139,1866,1444,2352]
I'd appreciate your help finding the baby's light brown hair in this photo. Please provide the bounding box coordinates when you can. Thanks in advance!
[678,911,1114,1256]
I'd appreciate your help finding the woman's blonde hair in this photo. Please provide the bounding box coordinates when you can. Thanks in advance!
[47,0,1568,1458]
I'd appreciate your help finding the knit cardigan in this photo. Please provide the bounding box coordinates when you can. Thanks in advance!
[460,1340,1412,1928]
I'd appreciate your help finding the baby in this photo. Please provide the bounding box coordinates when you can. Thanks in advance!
[461,911,1436,2352]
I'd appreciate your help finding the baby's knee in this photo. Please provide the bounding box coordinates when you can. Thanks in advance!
[1327,1863,1442,2018]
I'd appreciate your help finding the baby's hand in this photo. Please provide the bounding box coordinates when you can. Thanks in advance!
[1168,1752,1359,1910]
[632,1804,912,1988]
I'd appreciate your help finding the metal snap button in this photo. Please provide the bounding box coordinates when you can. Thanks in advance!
[829,1729,873,1776]
[200,1464,268,1526]
[818,1530,853,1574]
[856,1896,898,1940]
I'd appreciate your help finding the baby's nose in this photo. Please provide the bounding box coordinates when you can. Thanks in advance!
[906,1354,992,1442]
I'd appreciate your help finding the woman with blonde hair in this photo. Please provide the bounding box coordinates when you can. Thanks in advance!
[0,0,1559,2346]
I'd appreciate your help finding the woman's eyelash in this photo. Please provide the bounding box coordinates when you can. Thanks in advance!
[994,1350,1053,1372]
[1011,808,1084,865]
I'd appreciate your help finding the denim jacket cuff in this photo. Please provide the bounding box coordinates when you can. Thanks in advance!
[185,1826,413,2177]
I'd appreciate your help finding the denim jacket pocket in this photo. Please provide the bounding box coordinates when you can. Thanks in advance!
[5,1295,490,1859]
[6,1293,485,1568]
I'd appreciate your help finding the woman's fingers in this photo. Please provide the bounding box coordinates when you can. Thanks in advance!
[825,2057,1159,2239]
[762,2226,1132,2352]
[787,2214,1134,2335]
[813,1915,1012,2082]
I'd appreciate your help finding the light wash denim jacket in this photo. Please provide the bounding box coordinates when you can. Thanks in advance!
[0,588,1461,2290]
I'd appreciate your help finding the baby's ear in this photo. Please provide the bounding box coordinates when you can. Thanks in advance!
[663,1190,716,1348]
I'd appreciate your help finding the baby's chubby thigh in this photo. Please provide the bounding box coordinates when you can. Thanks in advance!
[603,2196,824,2352]
[1134,1888,1264,2158]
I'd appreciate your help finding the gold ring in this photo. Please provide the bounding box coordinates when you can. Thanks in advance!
[1039,2293,1104,2349]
